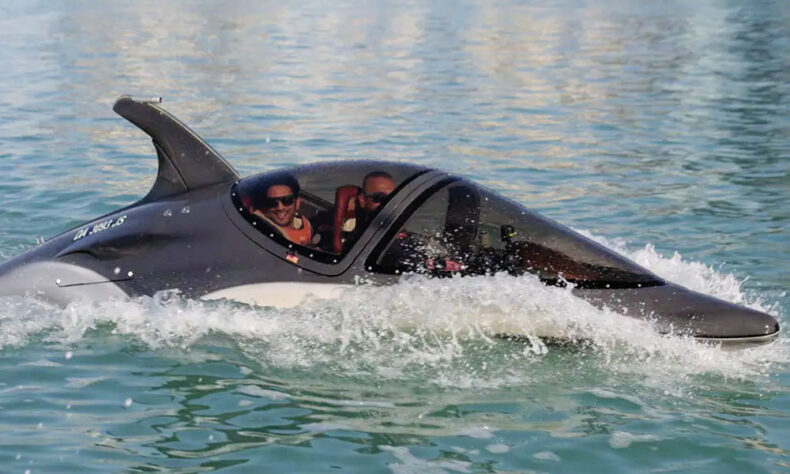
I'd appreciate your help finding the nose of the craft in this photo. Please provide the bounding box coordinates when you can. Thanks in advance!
[574,283,780,342]
[694,306,779,340]
[658,296,780,341]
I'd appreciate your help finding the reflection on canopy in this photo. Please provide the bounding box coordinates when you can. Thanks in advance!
[377,179,664,289]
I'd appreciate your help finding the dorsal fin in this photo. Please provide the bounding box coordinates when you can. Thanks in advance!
[113,96,239,203]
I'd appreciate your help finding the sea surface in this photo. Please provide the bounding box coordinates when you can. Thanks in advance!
[1,0,789,472]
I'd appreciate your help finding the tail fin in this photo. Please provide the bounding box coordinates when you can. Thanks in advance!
[113,96,239,203]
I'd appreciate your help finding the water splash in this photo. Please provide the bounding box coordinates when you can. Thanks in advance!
[0,238,785,391]
[581,231,778,314]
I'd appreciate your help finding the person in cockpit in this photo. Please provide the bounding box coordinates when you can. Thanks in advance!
[248,172,313,246]
[314,171,397,254]
[356,171,396,227]
[338,171,396,246]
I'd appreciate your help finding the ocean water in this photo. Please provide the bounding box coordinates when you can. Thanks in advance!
[0,0,788,472]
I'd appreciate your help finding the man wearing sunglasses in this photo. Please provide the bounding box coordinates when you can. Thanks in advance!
[340,171,396,248]
[250,172,313,246]
[358,171,396,214]
[331,171,397,253]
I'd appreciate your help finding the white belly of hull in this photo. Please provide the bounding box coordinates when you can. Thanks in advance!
[201,282,352,308]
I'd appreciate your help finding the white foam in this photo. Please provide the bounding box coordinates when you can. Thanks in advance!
[64,377,105,389]
[237,385,289,400]
[609,431,660,449]
[533,451,561,461]
[302,422,349,433]
[330,399,396,409]
[457,426,495,439]
[0,235,785,391]
[579,231,777,314]
[20,359,62,367]
[485,443,510,453]
[382,446,472,474]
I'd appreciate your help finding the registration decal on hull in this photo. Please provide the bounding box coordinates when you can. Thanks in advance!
[73,215,127,241]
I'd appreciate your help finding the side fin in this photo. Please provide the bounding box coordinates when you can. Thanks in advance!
[113,96,240,203]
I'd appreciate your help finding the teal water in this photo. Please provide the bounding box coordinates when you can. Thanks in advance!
[1,0,789,472]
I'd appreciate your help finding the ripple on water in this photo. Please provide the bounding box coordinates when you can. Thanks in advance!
[0,0,788,471]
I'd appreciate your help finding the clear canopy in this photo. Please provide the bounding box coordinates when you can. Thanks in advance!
[233,164,663,288]
[376,179,663,288]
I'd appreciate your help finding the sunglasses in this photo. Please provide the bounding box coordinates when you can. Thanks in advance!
[259,194,296,208]
[365,192,389,203]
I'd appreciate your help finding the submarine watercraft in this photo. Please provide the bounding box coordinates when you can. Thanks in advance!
[0,97,779,344]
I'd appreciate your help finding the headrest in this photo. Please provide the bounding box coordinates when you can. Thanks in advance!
[333,185,361,253]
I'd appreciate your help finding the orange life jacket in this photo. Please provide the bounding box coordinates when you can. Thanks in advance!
[282,215,312,246]
[251,210,313,247]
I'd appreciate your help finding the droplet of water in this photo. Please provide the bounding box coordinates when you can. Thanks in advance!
[181,206,190,214]
[113,267,121,275]
[124,398,133,407]
[64,351,73,360]
[163,209,173,217]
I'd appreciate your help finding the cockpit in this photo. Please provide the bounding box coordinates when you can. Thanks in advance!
[231,161,429,260]
[231,162,665,289]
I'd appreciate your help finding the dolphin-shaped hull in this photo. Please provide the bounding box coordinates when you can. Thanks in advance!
[0,97,779,344]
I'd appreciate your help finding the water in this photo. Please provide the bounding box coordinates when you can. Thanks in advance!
[1,0,788,471]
